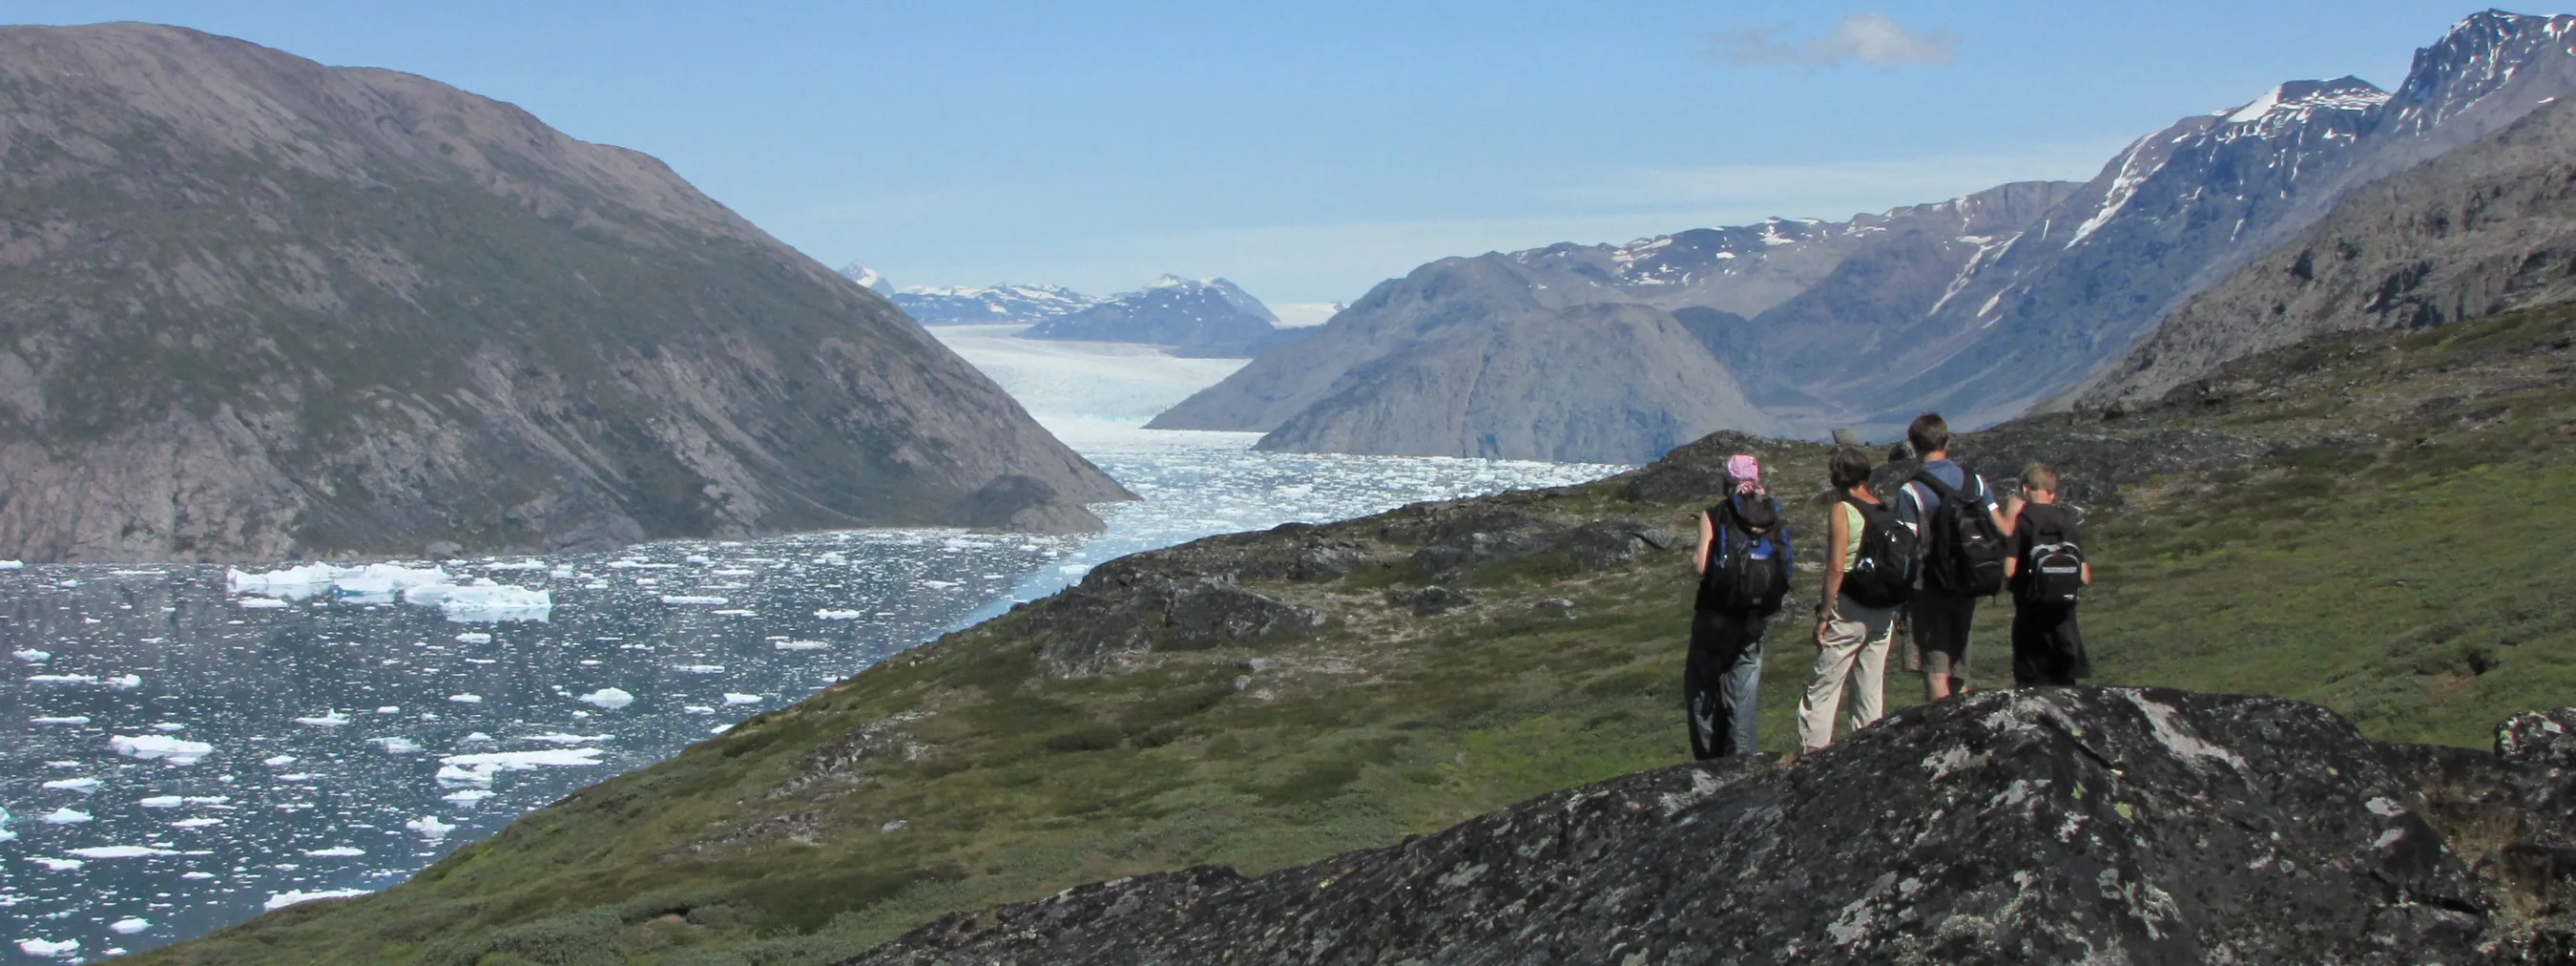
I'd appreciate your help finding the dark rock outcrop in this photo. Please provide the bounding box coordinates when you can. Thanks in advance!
[0,24,1130,562]
[846,689,2576,965]
[2498,708,2576,769]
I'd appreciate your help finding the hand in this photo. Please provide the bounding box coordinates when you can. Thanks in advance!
[1815,618,1831,648]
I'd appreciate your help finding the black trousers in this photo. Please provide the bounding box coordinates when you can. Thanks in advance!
[1686,610,1768,760]
[2011,604,2090,686]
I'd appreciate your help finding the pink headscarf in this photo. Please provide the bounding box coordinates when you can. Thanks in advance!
[1725,453,1763,496]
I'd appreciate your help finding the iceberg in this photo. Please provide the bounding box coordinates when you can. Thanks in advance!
[263,888,370,911]
[405,815,455,839]
[405,579,551,622]
[39,808,91,825]
[66,846,177,858]
[302,846,365,856]
[576,687,634,710]
[12,649,47,662]
[14,938,77,957]
[436,747,605,785]
[39,777,98,793]
[111,734,214,766]
[109,918,151,934]
[294,711,352,727]
[659,595,728,605]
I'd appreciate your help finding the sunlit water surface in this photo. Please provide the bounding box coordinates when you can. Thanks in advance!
[0,327,1626,961]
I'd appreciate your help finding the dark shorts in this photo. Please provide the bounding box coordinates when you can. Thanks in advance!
[1910,589,1979,680]
[2011,604,2089,686]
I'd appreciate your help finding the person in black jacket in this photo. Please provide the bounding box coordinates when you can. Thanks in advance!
[2002,462,2094,686]
[1686,453,1789,758]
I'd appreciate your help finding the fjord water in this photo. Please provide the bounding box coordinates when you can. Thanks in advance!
[0,329,1624,961]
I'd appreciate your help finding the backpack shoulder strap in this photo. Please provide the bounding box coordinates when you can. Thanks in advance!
[1909,468,1961,500]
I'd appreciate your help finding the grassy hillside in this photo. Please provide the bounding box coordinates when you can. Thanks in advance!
[142,306,2576,965]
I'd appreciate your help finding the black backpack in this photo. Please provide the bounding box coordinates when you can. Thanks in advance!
[1838,496,1916,609]
[1911,470,2007,597]
[1698,494,1791,617]
[2014,503,2086,607]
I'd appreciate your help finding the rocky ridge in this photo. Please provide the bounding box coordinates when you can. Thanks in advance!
[2081,94,2576,407]
[0,24,1130,562]
[1158,10,2576,455]
[847,689,2576,965]
[1023,275,1300,358]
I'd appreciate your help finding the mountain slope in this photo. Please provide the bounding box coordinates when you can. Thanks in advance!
[1023,275,1299,357]
[1839,10,2576,427]
[143,301,2576,965]
[2086,94,2576,407]
[0,24,1131,563]
[1254,302,1774,463]
[1149,186,2075,454]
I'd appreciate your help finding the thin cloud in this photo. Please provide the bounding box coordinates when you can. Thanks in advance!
[1712,12,1959,69]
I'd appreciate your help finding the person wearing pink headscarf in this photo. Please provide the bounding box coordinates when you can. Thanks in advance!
[1688,452,1793,758]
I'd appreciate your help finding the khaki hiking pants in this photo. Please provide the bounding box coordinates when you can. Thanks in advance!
[1798,594,1898,750]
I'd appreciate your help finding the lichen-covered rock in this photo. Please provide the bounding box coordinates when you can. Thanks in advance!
[845,689,2573,965]
[2497,707,2576,769]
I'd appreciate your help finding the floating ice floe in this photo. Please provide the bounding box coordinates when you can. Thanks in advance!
[448,694,483,704]
[302,846,365,857]
[482,560,547,571]
[28,858,81,871]
[441,789,492,805]
[815,609,864,620]
[30,716,89,724]
[672,664,724,674]
[264,888,370,911]
[0,559,22,570]
[294,711,352,727]
[454,633,492,644]
[435,747,605,785]
[12,649,48,662]
[24,675,95,684]
[15,937,77,957]
[111,734,215,766]
[66,846,177,859]
[38,778,98,793]
[169,817,223,829]
[659,596,728,606]
[153,722,187,731]
[237,598,291,610]
[405,815,455,839]
[0,807,11,842]
[228,563,452,601]
[522,733,611,745]
[774,640,829,650]
[40,808,90,825]
[370,737,423,755]
[110,918,151,934]
[405,579,552,622]
[261,755,299,766]
[576,687,634,710]
[722,693,761,705]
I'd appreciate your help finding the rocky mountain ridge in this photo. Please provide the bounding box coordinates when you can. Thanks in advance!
[1159,10,2576,457]
[2084,93,2576,407]
[0,23,1131,562]
[1022,275,1301,358]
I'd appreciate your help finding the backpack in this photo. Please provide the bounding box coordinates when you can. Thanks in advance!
[1910,469,2007,597]
[2014,503,2086,607]
[1697,494,1792,617]
[1838,496,1917,609]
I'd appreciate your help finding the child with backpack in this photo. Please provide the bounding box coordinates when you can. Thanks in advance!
[1687,453,1791,759]
[2003,463,2093,686]
[1894,413,2012,703]
[1797,446,1911,751]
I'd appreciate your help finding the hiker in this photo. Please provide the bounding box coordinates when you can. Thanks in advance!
[1894,413,2012,702]
[1798,445,1913,750]
[2003,463,2093,686]
[1687,453,1792,759]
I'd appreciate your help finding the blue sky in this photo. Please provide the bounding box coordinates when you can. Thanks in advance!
[0,2,2491,304]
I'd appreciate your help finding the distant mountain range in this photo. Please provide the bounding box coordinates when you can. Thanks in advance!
[861,268,1305,358]
[1027,276,1307,358]
[1160,9,2576,463]
[0,24,1131,562]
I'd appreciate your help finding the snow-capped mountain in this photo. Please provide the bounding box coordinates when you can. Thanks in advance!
[838,260,892,294]
[1024,276,1299,357]
[1153,10,2576,457]
[888,284,1106,326]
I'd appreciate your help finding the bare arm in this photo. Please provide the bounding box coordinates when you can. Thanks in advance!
[1693,511,1714,575]
[2081,561,2092,586]
[1819,504,1848,609]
